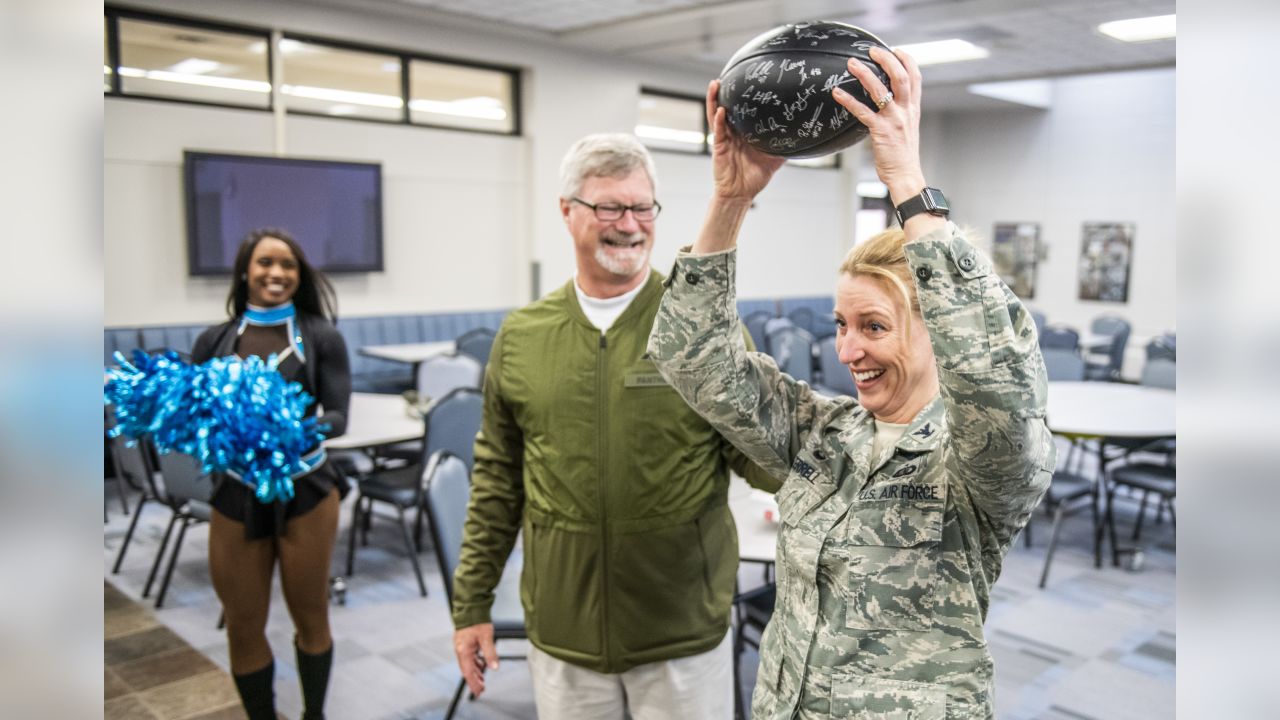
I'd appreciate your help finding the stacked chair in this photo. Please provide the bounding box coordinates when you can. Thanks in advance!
[742,310,773,354]
[149,451,214,608]
[455,327,497,368]
[765,324,817,384]
[345,388,483,597]
[1084,315,1131,381]
[422,451,526,720]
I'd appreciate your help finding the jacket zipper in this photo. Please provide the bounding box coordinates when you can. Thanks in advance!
[597,332,611,667]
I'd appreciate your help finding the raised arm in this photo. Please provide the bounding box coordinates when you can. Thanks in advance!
[907,227,1054,530]
[692,80,786,255]
[835,48,1053,527]
[649,81,837,480]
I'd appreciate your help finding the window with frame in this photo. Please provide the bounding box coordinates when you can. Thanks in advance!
[279,39,403,121]
[112,15,270,108]
[410,59,516,133]
[104,7,521,136]
[636,90,707,153]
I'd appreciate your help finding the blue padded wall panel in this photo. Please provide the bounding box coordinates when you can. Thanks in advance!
[105,328,141,365]
[737,298,779,320]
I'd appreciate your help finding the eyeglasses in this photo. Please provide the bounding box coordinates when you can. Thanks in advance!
[571,197,662,222]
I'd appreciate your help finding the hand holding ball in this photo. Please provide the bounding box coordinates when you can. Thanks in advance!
[717,21,892,158]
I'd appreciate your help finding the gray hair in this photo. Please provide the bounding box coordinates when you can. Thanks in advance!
[558,133,657,200]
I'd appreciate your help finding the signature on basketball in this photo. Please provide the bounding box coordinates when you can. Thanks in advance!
[828,106,851,130]
[822,71,853,92]
[753,116,785,135]
[751,89,782,105]
[744,60,775,83]
[780,85,817,122]
[777,58,809,84]
[797,103,826,139]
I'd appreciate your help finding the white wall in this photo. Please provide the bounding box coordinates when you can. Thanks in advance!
[105,0,854,327]
[928,68,1176,369]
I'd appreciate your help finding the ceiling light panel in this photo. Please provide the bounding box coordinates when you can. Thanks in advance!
[1098,14,1175,42]
[893,39,990,66]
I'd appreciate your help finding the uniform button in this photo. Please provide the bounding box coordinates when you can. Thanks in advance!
[959,255,975,271]
[916,266,932,282]
[685,272,700,285]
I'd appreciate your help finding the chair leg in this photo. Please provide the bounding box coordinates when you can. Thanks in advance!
[413,503,424,552]
[361,498,372,547]
[1105,483,1122,567]
[112,496,149,574]
[1131,489,1150,541]
[396,508,428,597]
[346,493,361,577]
[445,677,467,720]
[155,516,191,609]
[733,613,747,720]
[143,512,179,598]
[1091,487,1104,569]
[1039,502,1070,589]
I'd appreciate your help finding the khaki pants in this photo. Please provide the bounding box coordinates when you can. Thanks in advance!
[528,629,734,720]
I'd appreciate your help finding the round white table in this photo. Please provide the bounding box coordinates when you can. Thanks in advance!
[1047,381,1175,439]
[729,478,779,564]
[324,392,424,451]
[1046,381,1175,568]
[357,340,455,365]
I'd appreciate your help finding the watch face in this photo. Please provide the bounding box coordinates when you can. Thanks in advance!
[924,188,950,212]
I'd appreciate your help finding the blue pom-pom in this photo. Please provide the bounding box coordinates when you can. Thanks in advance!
[105,350,324,503]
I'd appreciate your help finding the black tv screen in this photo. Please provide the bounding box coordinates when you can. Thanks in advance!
[184,151,383,275]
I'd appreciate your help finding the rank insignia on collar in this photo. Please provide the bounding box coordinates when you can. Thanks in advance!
[913,423,935,439]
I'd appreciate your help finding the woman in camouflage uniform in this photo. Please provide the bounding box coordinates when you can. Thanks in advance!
[647,48,1055,718]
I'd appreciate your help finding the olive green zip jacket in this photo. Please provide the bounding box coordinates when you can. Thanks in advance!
[451,270,778,673]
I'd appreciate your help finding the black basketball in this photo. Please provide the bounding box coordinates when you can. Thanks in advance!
[717,21,892,159]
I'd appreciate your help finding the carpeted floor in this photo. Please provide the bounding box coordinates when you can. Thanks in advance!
[105,580,249,720]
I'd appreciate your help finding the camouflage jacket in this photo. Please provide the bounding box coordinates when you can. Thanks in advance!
[647,223,1055,719]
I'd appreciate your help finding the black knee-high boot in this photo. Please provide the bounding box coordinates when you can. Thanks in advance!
[232,660,276,720]
[296,642,333,720]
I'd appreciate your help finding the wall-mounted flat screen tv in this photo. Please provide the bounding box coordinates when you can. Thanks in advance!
[184,151,383,275]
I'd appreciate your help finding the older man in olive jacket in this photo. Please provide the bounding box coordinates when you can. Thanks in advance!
[450,133,777,720]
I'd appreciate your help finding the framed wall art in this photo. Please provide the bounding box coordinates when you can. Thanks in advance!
[991,222,1040,299]
[1077,222,1134,303]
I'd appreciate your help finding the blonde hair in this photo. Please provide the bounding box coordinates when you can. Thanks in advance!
[839,228,921,335]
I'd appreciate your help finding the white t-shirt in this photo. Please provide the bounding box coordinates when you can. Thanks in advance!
[574,270,650,332]
[872,418,910,467]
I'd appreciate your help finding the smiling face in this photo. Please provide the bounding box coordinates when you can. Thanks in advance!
[561,169,656,297]
[834,273,939,424]
[245,236,300,307]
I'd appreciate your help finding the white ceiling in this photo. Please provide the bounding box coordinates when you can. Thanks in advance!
[299,0,1174,111]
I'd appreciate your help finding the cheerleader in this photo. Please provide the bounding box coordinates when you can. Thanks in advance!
[191,228,351,720]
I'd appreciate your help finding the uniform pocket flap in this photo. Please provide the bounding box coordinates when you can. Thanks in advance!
[776,481,824,527]
[845,501,943,548]
[830,672,947,719]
